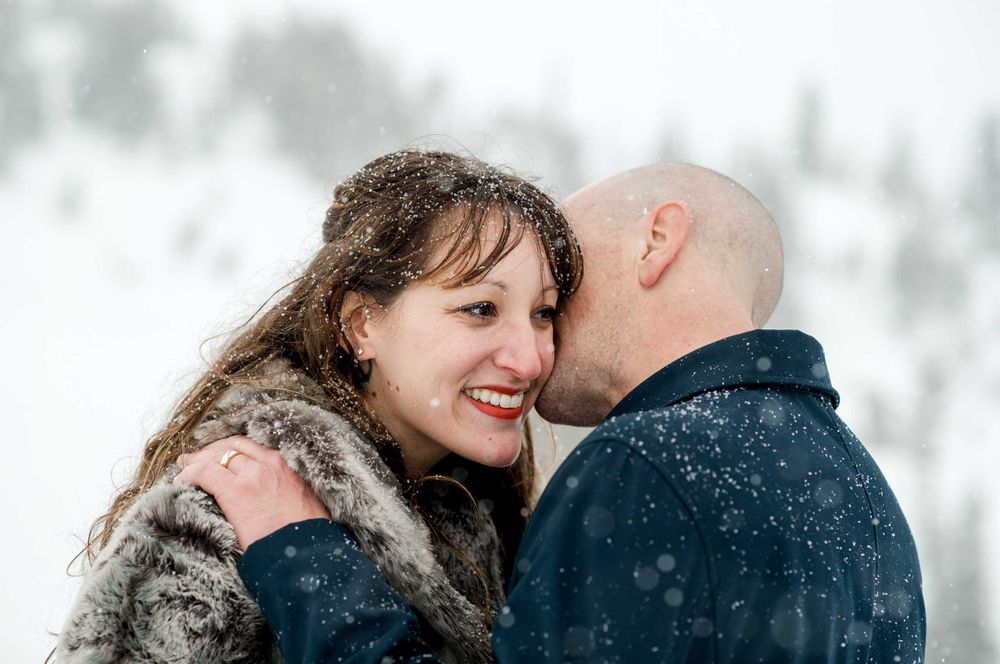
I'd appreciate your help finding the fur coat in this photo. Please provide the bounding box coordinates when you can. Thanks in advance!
[56,361,504,663]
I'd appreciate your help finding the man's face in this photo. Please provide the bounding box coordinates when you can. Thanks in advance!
[535,191,626,426]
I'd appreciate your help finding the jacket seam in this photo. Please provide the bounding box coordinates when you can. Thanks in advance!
[817,401,881,605]
[575,436,721,662]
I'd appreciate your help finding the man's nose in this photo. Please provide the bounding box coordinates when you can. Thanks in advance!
[494,320,544,381]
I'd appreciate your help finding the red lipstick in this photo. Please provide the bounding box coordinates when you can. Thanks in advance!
[464,386,526,420]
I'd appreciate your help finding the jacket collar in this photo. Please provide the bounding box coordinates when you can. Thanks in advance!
[607,329,840,420]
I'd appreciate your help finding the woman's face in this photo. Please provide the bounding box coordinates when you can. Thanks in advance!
[358,232,558,477]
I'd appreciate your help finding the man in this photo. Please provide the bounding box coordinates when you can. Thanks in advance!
[496,164,925,662]
[184,163,927,662]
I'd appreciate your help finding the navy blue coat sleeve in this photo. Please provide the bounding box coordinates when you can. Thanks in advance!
[237,441,715,663]
[237,519,439,664]
[493,439,714,663]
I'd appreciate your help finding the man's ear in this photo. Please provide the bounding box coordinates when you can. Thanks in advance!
[336,290,377,358]
[638,201,692,288]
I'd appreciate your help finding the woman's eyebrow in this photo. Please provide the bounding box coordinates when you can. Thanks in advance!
[479,279,508,291]
[477,280,559,294]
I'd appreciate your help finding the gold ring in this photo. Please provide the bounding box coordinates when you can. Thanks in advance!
[219,449,243,469]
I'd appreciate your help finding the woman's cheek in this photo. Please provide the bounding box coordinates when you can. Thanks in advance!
[540,339,557,377]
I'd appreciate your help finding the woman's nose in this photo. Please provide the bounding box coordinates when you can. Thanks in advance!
[494,321,544,381]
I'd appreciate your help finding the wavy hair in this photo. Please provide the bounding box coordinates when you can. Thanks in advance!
[82,149,584,593]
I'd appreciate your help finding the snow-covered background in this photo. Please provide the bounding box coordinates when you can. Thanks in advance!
[2,1,998,661]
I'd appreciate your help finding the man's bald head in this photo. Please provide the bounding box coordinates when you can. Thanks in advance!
[564,162,783,327]
[536,162,785,426]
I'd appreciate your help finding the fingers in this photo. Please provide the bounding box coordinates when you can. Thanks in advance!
[178,435,285,475]
[226,436,287,473]
[220,449,252,473]
[172,433,329,552]
[177,438,239,468]
[174,459,239,500]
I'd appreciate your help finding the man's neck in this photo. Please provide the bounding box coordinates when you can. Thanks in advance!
[615,320,755,406]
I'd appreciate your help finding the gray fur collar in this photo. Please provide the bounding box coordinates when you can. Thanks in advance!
[57,360,501,663]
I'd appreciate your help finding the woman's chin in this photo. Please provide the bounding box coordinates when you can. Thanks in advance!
[476,438,522,468]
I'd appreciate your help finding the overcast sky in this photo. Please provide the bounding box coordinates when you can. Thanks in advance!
[204,0,1000,191]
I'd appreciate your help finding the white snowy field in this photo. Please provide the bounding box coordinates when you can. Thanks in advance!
[2,1,998,662]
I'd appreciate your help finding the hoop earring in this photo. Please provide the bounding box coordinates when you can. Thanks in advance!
[358,358,373,384]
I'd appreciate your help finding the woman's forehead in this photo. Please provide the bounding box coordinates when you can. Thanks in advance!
[421,207,537,279]
[429,234,555,291]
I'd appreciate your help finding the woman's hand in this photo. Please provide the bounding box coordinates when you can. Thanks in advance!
[174,436,332,550]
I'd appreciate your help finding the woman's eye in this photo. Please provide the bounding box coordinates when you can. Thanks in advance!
[460,302,497,319]
[534,306,560,322]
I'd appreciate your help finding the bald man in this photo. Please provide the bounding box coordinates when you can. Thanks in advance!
[226,164,927,663]
[504,164,926,662]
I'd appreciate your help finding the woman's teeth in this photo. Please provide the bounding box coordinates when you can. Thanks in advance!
[465,388,524,408]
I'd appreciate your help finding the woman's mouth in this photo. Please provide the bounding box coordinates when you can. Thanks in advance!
[462,387,526,420]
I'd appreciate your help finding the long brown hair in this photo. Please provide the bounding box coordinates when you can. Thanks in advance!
[83,149,583,586]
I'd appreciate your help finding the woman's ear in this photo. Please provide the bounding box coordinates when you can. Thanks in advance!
[638,201,692,288]
[337,291,376,359]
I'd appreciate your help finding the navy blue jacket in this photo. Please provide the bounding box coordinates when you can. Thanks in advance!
[238,330,926,663]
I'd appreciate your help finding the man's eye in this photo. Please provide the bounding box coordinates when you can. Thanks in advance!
[534,306,560,322]
[461,302,497,318]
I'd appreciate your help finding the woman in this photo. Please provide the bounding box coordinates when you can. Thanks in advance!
[56,150,583,663]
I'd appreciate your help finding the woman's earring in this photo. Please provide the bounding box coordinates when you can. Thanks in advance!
[355,348,373,383]
[358,358,373,383]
